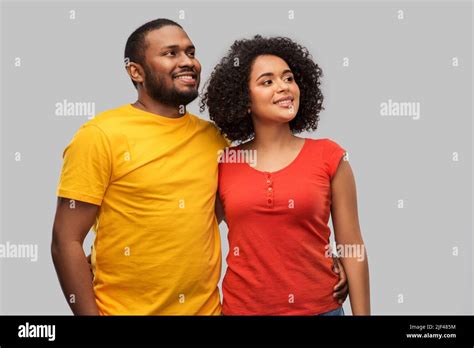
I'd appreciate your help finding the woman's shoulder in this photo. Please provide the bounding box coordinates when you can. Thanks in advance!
[305,137,340,145]
[305,137,346,153]
[304,137,347,179]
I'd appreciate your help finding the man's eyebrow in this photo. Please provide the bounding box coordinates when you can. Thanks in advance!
[161,45,195,50]
[161,45,179,50]
[256,69,293,81]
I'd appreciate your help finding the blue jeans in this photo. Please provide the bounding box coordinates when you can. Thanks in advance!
[318,307,344,316]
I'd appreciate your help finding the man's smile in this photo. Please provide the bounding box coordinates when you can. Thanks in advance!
[173,72,197,85]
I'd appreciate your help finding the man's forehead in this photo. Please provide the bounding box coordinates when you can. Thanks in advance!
[145,26,193,49]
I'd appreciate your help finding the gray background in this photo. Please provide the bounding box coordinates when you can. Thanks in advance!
[0,0,472,314]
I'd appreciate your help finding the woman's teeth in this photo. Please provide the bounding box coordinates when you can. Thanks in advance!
[277,100,293,107]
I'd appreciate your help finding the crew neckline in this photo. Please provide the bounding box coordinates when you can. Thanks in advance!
[240,138,309,176]
[125,103,190,124]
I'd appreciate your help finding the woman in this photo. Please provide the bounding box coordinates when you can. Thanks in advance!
[201,35,370,315]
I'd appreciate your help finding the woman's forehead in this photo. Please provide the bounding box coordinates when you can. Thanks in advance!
[251,55,291,75]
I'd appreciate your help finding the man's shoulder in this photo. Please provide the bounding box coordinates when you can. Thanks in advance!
[188,113,230,147]
[86,104,129,126]
[188,113,214,128]
[77,104,131,137]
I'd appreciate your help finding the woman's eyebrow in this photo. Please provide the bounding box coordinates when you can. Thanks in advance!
[256,69,293,81]
[256,72,273,81]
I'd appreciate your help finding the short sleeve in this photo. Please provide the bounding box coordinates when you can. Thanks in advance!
[212,123,232,149]
[325,139,347,180]
[56,124,112,205]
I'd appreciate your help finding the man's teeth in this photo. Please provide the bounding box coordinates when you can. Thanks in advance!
[176,75,194,80]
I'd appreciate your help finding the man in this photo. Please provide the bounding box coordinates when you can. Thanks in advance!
[51,18,348,315]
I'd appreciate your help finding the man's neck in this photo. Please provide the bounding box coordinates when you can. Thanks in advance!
[132,95,186,119]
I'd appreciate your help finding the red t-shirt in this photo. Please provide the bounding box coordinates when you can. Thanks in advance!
[218,138,347,315]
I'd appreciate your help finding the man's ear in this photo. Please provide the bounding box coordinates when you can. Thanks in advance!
[126,62,145,85]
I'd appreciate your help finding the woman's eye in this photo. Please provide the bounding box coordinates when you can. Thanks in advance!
[285,76,294,82]
[263,80,272,85]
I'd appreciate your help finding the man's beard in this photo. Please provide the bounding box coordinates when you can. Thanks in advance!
[143,64,199,107]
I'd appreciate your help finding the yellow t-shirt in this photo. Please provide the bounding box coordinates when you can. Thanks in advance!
[57,104,229,315]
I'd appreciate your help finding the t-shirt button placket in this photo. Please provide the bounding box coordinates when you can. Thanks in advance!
[265,173,274,207]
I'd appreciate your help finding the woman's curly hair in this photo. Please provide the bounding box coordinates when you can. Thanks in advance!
[200,35,324,143]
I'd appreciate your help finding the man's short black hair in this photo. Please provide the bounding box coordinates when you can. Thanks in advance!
[124,18,183,88]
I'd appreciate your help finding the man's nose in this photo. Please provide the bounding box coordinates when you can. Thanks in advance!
[178,52,194,68]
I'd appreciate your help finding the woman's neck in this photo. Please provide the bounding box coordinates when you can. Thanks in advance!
[251,122,298,152]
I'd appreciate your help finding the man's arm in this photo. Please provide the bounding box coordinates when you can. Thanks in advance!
[331,160,370,315]
[332,255,349,304]
[51,197,100,315]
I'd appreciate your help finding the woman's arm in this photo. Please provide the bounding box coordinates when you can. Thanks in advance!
[331,160,370,315]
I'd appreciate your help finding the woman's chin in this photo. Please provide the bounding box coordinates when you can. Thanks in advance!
[256,110,298,125]
[274,112,297,124]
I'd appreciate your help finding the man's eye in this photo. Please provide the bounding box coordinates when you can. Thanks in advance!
[188,51,195,57]
[165,51,176,56]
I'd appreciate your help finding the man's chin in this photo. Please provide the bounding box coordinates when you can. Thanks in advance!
[175,91,199,104]
[147,84,199,107]
[176,84,198,95]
